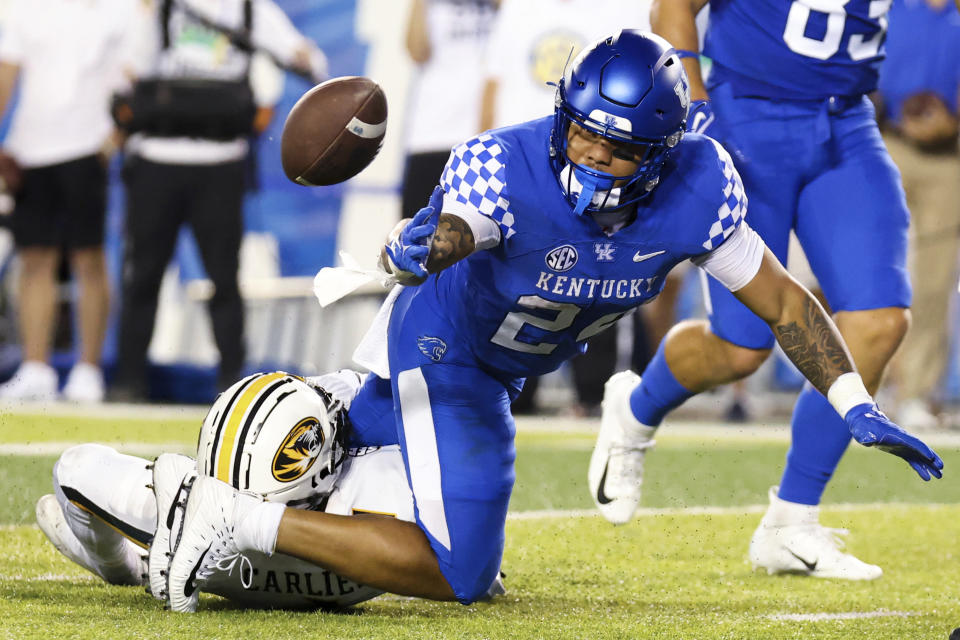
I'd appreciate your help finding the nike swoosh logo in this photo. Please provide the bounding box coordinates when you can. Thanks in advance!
[633,250,666,263]
[788,549,818,572]
[183,543,212,598]
[596,461,614,505]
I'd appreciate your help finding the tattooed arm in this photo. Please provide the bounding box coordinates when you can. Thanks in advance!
[733,247,943,480]
[379,213,477,285]
[732,247,855,397]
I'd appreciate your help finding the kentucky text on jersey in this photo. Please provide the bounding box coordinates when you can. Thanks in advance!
[414,117,747,377]
[534,271,660,300]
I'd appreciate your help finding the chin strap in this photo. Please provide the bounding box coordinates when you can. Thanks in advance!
[562,165,619,216]
[573,172,601,216]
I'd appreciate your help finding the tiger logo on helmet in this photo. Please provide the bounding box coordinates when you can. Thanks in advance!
[272,417,326,483]
[196,372,348,508]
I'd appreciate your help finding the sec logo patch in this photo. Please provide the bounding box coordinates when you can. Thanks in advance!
[546,245,578,272]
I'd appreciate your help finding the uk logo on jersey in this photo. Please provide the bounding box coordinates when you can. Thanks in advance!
[594,243,616,262]
[417,336,447,362]
[545,245,578,272]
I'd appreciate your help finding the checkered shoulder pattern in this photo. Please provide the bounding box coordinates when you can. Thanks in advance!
[441,134,516,239]
[701,139,748,251]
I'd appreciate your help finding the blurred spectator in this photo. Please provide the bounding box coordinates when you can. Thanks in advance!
[877,0,960,428]
[402,0,497,219]
[111,0,326,401]
[0,0,140,403]
[479,0,651,130]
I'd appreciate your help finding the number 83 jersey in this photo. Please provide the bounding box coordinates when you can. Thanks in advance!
[704,0,891,100]
[384,117,750,380]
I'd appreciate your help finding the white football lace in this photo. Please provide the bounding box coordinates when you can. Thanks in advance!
[203,551,253,590]
[811,525,850,551]
[608,440,656,480]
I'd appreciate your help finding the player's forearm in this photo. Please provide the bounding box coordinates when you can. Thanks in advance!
[276,509,456,601]
[770,283,856,397]
[378,212,475,285]
[425,213,475,272]
[651,0,709,101]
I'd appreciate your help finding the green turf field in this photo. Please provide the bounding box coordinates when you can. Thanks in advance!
[1,411,958,639]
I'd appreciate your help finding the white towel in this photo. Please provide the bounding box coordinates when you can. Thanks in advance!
[312,251,394,308]
[352,285,402,379]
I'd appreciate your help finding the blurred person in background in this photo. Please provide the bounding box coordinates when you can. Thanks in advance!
[480,0,654,416]
[110,0,326,402]
[0,0,141,403]
[876,0,960,429]
[402,0,498,220]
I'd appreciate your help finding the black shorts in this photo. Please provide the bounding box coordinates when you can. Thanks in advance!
[12,154,107,249]
[401,150,451,220]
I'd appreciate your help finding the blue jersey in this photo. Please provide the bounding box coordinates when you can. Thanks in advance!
[402,117,747,379]
[704,0,891,100]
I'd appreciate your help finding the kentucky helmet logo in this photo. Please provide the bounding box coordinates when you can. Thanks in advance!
[417,336,447,362]
[545,245,578,272]
[272,417,325,483]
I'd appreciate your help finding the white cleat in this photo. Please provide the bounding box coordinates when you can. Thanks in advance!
[588,371,656,525]
[749,487,882,580]
[61,362,105,403]
[35,494,143,585]
[0,361,58,402]
[167,476,263,613]
[147,454,197,601]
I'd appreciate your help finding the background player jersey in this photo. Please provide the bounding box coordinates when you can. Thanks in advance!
[704,0,890,100]
[399,118,747,379]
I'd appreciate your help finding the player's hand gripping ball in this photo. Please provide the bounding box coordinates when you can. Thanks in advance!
[281,76,387,186]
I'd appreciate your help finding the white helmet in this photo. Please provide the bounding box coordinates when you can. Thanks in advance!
[196,372,348,507]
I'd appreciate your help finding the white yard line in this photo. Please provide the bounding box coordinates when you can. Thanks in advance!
[505,501,957,521]
[0,442,194,456]
[7,421,960,455]
[2,501,952,532]
[768,610,917,622]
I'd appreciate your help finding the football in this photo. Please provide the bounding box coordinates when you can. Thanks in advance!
[280,76,388,186]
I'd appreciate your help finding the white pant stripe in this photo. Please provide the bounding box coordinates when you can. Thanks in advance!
[397,368,451,551]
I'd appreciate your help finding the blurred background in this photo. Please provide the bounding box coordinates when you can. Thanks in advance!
[0,0,954,427]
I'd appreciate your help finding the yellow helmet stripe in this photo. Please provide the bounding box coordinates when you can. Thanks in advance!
[215,371,287,482]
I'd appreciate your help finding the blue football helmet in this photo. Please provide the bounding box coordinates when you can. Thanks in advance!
[550,30,690,215]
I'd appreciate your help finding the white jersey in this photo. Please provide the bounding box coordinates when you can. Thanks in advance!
[203,446,414,609]
[53,443,412,610]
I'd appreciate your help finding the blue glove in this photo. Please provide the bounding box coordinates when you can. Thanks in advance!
[687,100,716,135]
[846,403,944,481]
[385,186,444,279]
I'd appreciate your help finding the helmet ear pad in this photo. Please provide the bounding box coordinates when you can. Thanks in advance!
[550,29,689,213]
[196,373,348,507]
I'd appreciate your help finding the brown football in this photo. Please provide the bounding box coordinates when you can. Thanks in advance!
[280,76,388,186]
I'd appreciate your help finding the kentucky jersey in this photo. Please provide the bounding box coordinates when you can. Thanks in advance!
[704,0,891,99]
[395,117,747,379]
[346,116,752,604]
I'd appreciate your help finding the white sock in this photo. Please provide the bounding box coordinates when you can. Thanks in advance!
[763,489,819,527]
[235,501,285,556]
[619,394,656,439]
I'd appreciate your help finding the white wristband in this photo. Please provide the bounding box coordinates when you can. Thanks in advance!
[826,372,874,418]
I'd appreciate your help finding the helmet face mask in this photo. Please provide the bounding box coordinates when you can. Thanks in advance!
[196,373,349,508]
[549,30,689,215]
